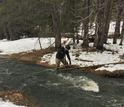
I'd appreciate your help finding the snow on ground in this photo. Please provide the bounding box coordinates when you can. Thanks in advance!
[0,99,26,107]
[108,21,123,35]
[41,38,124,72]
[95,64,124,72]
[41,49,120,67]
[0,37,123,72]
[0,37,72,55]
[105,39,124,54]
[0,38,54,54]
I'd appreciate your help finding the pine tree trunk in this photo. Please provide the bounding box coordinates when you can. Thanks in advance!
[95,0,105,50]
[113,7,122,44]
[76,35,79,44]
[95,0,113,49]
[52,4,61,49]
[4,26,10,40]
[103,0,113,43]
[82,21,89,47]
[9,28,16,40]
[0,31,4,40]
[82,0,90,48]
[71,0,76,45]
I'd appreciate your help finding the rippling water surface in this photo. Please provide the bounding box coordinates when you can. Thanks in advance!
[0,58,124,107]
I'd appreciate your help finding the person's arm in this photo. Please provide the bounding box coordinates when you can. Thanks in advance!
[66,50,71,65]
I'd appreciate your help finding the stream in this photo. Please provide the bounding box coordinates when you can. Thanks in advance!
[0,58,124,107]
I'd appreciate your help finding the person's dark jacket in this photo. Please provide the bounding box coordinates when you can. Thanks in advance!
[56,46,71,64]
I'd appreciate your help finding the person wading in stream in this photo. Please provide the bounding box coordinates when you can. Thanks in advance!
[56,45,71,68]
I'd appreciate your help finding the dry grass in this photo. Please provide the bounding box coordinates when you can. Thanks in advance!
[0,90,38,107]
[79,65,124,77]
[10,47,55,63]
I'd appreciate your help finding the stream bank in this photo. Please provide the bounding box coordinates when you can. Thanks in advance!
[0,47,124,77]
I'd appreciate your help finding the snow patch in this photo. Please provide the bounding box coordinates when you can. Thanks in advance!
[0,99,26,107]
[96,64,124,72]
[0,38,55,54]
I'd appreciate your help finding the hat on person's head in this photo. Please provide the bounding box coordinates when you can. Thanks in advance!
[65,45,70,50]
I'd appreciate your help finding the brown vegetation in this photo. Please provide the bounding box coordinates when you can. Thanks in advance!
[0,90,38,107]
[10,47,55,63]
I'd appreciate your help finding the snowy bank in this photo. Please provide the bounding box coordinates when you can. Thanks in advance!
[0,38,54,54]
[0,99,26,107]
[0,37,124,73]
[96,64,124,72]
[41,39,124,73]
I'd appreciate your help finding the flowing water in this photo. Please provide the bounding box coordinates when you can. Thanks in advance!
[0,58,124,107]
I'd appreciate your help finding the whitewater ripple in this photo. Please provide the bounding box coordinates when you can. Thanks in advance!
[57,74,99,92]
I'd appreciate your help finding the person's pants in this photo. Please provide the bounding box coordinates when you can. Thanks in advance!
[56,58,68,67]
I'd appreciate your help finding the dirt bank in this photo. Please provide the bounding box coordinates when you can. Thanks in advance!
[0,90,38,107]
